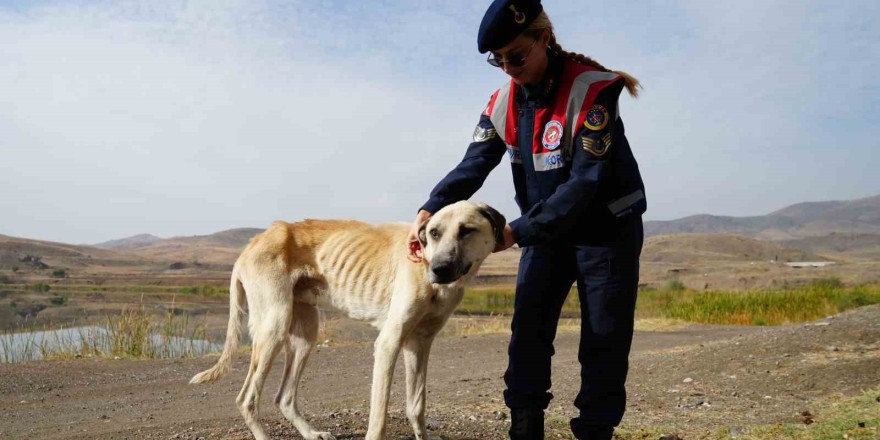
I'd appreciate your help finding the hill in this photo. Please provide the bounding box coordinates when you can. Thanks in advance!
[120,228,263,265]
[0,233,155,270]
[93,233,162,250]
[0,228,264,276]
[780,233,880,261]
[645,194,880,240]
[641,233,820,264]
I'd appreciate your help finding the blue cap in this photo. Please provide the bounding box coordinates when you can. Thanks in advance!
[477,0,543,54]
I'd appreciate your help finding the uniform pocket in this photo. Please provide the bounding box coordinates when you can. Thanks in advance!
[578,246,614,279]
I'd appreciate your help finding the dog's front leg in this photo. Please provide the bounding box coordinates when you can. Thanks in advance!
[403,333,436,440]
[366,322,407,440]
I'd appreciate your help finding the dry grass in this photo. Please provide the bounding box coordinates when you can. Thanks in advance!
[0,302,218,363]
[440,314,581,338]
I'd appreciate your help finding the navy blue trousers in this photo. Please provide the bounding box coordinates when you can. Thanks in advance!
[503,219,643,437]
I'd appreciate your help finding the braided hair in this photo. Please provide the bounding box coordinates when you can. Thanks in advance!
[525,12,641,98]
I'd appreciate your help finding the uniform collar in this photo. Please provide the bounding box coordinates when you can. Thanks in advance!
[518,49,563,106]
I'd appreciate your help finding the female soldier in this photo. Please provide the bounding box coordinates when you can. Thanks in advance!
[408,1,645,439]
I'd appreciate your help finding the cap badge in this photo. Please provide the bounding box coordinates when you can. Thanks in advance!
[508,5,526,24]
[584,104,610,131]
[542,120,563,150]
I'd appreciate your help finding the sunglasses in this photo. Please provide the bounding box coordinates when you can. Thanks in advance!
[486,39,538,68]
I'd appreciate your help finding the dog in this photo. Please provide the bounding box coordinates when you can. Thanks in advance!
[189,200,506,440]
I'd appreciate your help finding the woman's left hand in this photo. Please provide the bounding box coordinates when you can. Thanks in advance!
[494,224,516,252]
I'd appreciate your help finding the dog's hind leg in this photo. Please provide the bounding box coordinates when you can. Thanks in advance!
[275,301,336,440]
[236,293,290,440]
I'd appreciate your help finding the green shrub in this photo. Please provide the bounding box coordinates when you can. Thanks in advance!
[51,269,67,278]
[178,285,228,297]
[810,277,843,289]
[11,266,19,273]
[28,283,51,292]
[50,295,66,306]
[665,279,686,292]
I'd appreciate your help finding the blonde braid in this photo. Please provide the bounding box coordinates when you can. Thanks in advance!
[527,12,642,98]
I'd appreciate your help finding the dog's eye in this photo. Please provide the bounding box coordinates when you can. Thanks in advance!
[430,228,440,239]
[459,226,475,237]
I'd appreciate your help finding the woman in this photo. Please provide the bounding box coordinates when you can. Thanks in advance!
[407,1,645,439]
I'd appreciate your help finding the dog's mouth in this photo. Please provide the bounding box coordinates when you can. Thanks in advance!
[428,261,473,285]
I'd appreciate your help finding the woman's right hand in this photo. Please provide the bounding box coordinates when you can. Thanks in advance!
[407,209,433,263]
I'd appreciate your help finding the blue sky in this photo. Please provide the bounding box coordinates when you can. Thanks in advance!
[1,0,878,244]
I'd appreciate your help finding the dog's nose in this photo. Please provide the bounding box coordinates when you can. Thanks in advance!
[431,261,456,283]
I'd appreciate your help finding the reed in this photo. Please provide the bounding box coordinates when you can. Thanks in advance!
[0,304,218,363]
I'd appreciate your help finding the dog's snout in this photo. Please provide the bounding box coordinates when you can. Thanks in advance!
[431,261,456,283]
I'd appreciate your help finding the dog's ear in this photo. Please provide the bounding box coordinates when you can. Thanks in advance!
[477,203,506,248]
[417,219,428,247]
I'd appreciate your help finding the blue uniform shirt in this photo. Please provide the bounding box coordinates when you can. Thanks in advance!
[421,53,646,247]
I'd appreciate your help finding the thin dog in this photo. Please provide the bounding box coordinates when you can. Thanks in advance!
[190,201,506,440]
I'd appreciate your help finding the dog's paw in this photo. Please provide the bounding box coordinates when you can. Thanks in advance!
[312,432,336,440]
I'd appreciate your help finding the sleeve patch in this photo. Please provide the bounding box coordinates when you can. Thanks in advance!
[584,104,610,131]
[473,125,497,142]
[582,132,612,158]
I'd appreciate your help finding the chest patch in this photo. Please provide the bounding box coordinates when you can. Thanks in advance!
[541,120,563,150]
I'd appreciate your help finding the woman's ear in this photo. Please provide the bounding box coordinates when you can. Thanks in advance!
[540,28,551,47]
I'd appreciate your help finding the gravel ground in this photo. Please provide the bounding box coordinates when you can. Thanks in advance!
[1,305,877,440]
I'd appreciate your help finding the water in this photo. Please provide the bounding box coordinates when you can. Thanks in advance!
[0,325,222,363]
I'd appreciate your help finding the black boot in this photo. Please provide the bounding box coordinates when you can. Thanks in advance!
[509,408,544,440]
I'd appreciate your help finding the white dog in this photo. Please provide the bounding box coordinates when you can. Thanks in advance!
[190,201,505,440]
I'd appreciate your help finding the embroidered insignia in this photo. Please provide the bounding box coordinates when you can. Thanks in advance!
[582,134,610,157]
[541,120,563,150]
[508,5,526,24]
[602,132,613,150]
[584,105,609,131]
[473,125,497,142]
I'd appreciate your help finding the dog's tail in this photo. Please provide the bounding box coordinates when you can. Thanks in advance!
[189,268,246,384]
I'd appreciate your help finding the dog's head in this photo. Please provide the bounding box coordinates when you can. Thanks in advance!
[418,201,506,285]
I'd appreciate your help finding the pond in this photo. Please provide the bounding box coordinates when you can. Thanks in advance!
[0,325,221,363]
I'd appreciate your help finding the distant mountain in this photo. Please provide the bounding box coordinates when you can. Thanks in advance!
[0,234,154,270]
[94,233,162,250]
[0,227,265,273]
[780,233,880,261]
[645,194,880,240]
[115,228,263,265]
[642,233,819,264]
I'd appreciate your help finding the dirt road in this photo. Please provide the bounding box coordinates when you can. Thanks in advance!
[1,306,878,440]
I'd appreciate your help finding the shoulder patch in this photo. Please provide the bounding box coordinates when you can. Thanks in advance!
[473,125,497,142]
[584,104,610,131]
